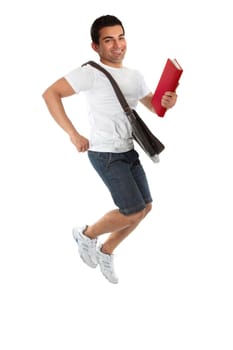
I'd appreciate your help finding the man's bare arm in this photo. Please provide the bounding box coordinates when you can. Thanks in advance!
[42,78,89,152]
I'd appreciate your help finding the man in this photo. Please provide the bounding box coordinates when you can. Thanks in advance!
[42,15,177,284]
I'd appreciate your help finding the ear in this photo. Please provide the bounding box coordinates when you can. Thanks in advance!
[91,42,99,52]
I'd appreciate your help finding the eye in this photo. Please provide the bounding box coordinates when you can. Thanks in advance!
[104,38,112,44]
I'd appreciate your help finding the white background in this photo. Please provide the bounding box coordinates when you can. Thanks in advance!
[1,0,232,349]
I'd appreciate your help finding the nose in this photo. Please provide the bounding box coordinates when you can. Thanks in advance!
[113,39,121,48]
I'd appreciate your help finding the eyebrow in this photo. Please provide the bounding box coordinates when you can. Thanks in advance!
[102,33,125,40]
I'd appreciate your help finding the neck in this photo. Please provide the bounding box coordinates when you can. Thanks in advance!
[100,58,123,68]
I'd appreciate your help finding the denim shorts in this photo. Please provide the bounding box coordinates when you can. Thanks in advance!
[88,149,152,215]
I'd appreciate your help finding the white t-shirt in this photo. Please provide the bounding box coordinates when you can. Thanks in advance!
[64,61,151,153]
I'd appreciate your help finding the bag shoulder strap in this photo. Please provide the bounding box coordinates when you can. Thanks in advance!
[82,61,133,117]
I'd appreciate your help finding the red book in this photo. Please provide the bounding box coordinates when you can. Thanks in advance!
[152,58,183,117]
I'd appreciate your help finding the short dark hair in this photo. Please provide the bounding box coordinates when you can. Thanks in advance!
[91,15,125,44]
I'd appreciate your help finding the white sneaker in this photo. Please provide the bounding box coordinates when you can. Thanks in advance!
[72,226,98,268]
[96,245,119,284]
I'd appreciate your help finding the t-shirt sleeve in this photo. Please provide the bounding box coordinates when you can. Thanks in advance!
[64,66,95,93]
[137,71,151,99]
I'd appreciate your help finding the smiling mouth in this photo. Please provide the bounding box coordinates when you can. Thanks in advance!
[112,50,123,55]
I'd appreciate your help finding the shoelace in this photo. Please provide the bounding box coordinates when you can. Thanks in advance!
[80,233,97,247]
[99,253,114,269]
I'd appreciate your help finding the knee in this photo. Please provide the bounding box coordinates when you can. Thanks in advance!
[145,202,152,215]
[127,203,152,225]
[126,209,145,225]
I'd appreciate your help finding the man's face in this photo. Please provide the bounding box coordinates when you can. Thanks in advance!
[92,25,127,67]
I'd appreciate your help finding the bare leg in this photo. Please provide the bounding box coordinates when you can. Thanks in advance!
[103,203,152,253]
[85,203,152,254]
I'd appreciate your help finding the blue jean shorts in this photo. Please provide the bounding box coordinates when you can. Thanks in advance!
[88,149,152,215]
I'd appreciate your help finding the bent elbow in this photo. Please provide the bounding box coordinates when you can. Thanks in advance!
[42,89,49,101]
